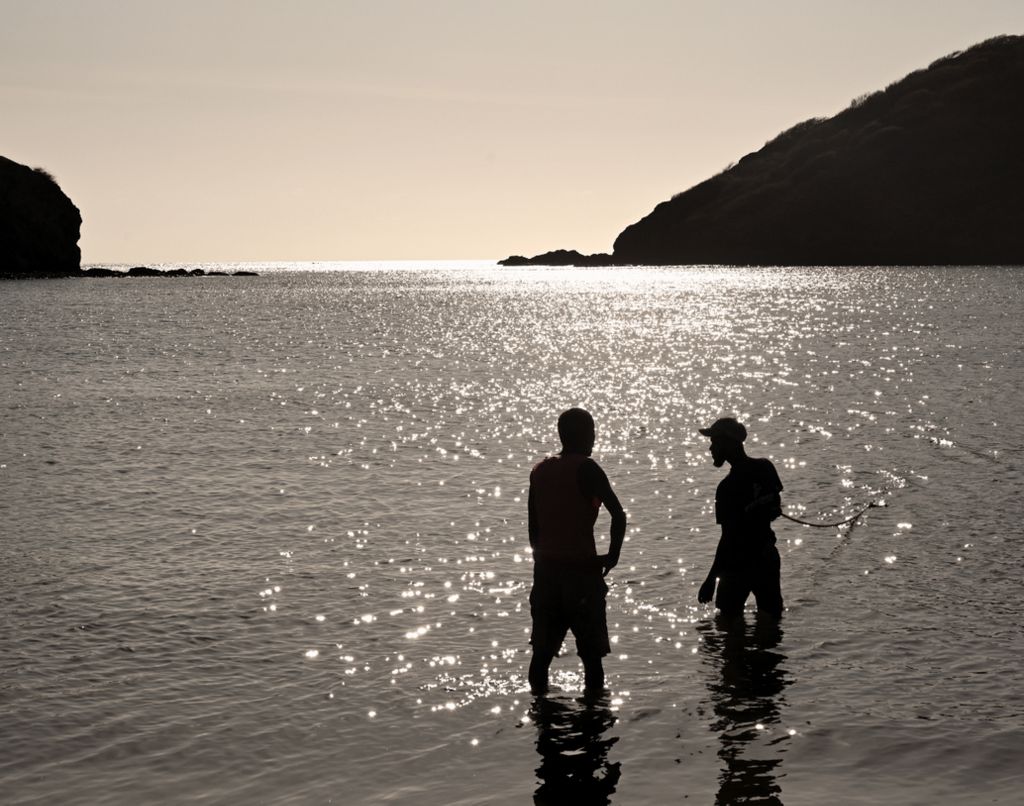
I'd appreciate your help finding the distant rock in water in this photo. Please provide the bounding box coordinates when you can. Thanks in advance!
[83,266,259,278]
[499,249,612,267]
[1,156,81,278]
[504,35,1024,267]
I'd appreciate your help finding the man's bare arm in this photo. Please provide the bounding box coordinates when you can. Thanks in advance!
[604,503,627,575]
[587,462,627,575]
[698,537,726,603]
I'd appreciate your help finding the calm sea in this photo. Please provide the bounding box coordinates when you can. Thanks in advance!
[2,263,1022,805]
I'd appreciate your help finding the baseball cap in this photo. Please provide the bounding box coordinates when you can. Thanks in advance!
[698,417,747,442]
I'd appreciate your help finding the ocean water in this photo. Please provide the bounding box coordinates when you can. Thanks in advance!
[2,263,1022,805]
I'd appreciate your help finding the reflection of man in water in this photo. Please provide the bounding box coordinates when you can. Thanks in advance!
[697,418,784,619]
[699,615,788,805]
[528,408,627,695]
[531,697,621,805]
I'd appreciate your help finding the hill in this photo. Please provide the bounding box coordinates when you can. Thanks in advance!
[0,156,82,278]
[502,35,1024,267]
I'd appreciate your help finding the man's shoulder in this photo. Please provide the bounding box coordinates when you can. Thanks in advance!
[748,457,783,486]
[578,456,609,480]
[579,457,617,499]
[530,456,554,476]
[531,454,568,477]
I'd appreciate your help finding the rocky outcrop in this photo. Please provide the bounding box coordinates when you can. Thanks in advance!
[499,249,612,267]
[503,35,1024,267]
[1,156,258,280]
[1,156,82,278]
[81,266,259,278]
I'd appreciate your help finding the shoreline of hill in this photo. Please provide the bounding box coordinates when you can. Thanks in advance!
[6,35,1023,277]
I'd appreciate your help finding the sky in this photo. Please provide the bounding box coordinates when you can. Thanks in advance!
[3,1,1024,263]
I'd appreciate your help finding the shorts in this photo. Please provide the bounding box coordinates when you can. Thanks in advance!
[529,562,610,658]
[715,545,784,618]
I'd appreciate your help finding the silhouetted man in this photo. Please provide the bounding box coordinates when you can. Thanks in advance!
[697,417,784,620]
[528,408,627,695]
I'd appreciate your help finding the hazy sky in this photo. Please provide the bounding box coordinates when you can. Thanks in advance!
[3,1,1024,262]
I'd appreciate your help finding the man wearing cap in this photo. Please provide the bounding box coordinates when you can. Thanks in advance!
[697,417,784,619]
[528,407,627,695]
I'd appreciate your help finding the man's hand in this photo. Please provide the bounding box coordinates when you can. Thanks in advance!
[600,553,620,577]
[698,576,716,604]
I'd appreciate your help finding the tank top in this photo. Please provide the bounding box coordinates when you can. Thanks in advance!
[530,453,600,562]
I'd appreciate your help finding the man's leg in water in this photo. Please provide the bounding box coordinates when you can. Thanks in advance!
[714,573,751,620]
[528,569,566,695]
[571,576,611,694]
[752,547,784,620]
[529,647,557,694]
[581,654,605,693]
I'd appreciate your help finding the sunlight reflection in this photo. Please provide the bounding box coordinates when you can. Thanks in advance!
[218,264,993,800]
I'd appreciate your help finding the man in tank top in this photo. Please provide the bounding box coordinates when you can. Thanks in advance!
[527,408,627,696]
[697,417,785,620]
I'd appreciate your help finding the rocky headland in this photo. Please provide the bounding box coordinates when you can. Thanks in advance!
[1,156,81,278]
[501,35,1024,267]
[2,155,258,279]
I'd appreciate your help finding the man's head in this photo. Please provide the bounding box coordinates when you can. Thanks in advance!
[558,407,595,455]
[699,417,747,467]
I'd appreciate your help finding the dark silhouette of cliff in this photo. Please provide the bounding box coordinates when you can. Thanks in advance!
[502,35,1024,267]
[1,158,258,280]
[1,156,82,278]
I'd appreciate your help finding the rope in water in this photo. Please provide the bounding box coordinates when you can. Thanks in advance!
[781,501,881,528]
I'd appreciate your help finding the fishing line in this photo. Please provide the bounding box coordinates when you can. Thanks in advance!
[789,495,892,571]
[780,501,881,528]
